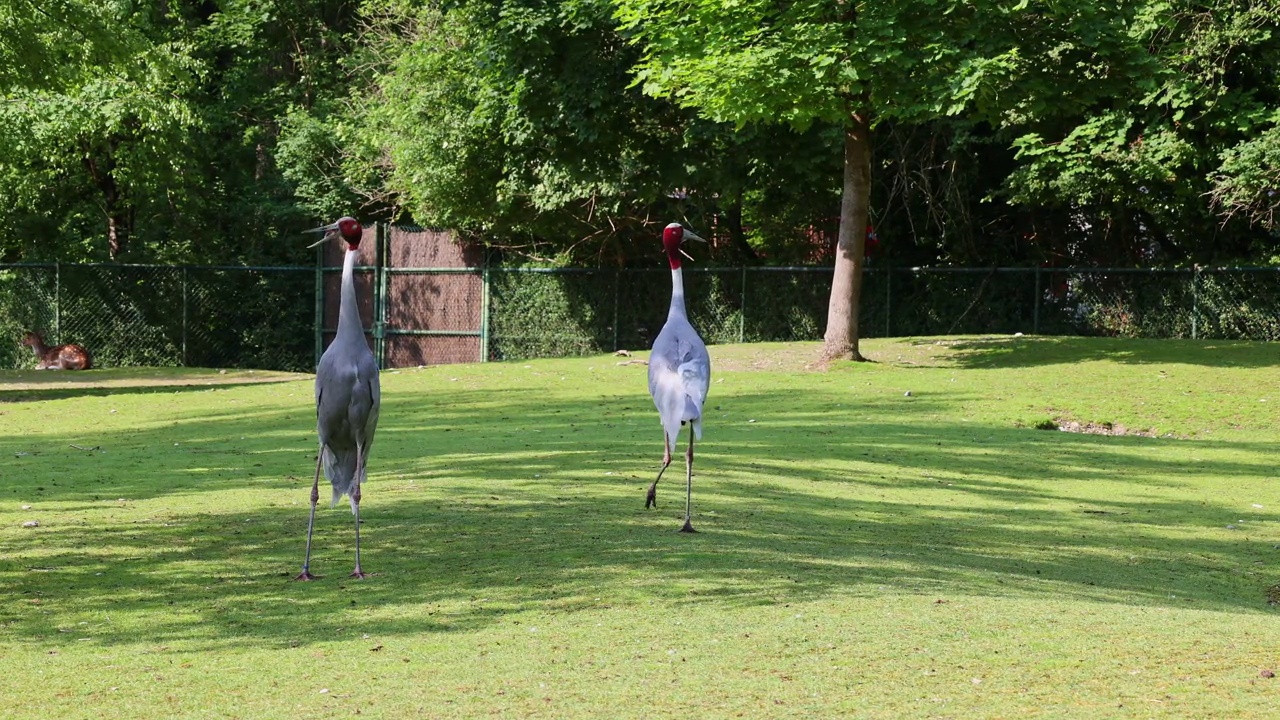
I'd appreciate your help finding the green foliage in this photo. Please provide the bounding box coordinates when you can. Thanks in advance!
[275,109,375,221]
[333,0,694,251]
[612,0,1159,356]
[487,271,617,359]
[1008,115,1200,220]
[612,1,1137,127]
[301,1,841,264]
[3,0,1279,271]
[1210,125,1280,230]
[1005,0,1280,259]
[0,0,144,91]
[0,1,200,260]
[0,1,357,264]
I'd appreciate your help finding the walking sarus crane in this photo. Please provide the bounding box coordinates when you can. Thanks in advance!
[645,222,711,532]
[296,216,381,581]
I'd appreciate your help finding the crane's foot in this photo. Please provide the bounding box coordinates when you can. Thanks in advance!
[679,519,697,533]
[645,483,657,509]
[294,570,320,581]
[350,568,369,580]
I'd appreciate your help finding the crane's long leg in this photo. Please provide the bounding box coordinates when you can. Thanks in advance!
[680,431,697,533]
[295,451,323,581]
[350,444,368,579]
[646,435,673,509]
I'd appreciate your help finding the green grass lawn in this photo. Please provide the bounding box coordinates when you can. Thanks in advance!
[2,336,1278,718]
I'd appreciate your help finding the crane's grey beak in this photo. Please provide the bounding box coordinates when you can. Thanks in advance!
[304,221,340,248]
[678,228,705,261]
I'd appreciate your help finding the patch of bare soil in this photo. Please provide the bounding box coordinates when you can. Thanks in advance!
[1039,419,1159,438]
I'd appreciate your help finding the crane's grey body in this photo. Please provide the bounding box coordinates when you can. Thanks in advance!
[314,272,381,509]
[648,271,710,449]
[297,217,380,580]
[645,223,710,532]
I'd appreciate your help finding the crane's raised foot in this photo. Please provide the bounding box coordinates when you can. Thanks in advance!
[679,519,697,533]
[294,570,320,581]
[645,482,658,509]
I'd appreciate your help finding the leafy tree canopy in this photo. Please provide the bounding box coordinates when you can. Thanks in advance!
[287,0,848,264]
[0,0,1274,271]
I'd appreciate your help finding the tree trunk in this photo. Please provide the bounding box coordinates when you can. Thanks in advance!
[821,110,871,362]
[106,213,124,259]
[723,197,758,264]
[83,147,128,259]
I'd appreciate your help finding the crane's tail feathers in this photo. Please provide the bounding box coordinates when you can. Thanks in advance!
[680,397,704,441]
[684,397,701,420]
[664,417,704,447]
[663,422,682,450]
[321,445,360,512]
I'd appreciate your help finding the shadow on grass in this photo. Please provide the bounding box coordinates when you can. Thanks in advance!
[927,335,1280,370]
[0,368,304,403]
[1,385,1276,652]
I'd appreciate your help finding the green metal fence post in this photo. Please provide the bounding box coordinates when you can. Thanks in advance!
[612,269,620,352]
[371,223,379,368]
[1191,265,1200,340]
[480,263,491,361]
[885,266,892,337]
[739,266,747,343]
[375,221,388,369]
[54,261,61,341]
[314,242,324,369]
[182,266,189,365]
[1033,266,1041,335]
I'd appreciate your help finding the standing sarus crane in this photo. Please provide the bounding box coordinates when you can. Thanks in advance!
[296,217,381,581]
[645,222,711,533]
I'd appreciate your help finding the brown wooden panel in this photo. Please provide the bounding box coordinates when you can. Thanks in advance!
[388,226,484,268]
[385,334,480,366]
[318,223,486,367]
[322,270,377,331]
[320,223,378,337]
[320,330,375,355]
[385,273,482,333]
[320,225,378,266]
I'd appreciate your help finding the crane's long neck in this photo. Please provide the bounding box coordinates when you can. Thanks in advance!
[336,247,366,345]
[667,264,688,322]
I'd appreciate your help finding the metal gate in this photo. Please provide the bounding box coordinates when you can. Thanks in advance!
[318,224,487,368]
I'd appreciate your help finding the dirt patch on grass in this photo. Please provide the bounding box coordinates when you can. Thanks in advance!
[1036,418,1160,438]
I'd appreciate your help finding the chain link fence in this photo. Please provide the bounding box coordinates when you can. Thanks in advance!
[486,265,1280,360]
[1,263,315,371]
[5,260,1280,371]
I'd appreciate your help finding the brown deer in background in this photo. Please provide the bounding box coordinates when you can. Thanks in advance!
[21,331,93,370]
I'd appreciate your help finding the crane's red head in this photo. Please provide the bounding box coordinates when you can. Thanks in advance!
[335,217,362,247]
[661,222,706,269]
[306,216,364,249]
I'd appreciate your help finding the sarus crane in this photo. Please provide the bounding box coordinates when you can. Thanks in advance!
[296,216,381,580]
[645,222,710,533]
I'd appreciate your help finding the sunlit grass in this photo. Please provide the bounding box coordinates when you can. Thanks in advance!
[1,336,1279,718]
